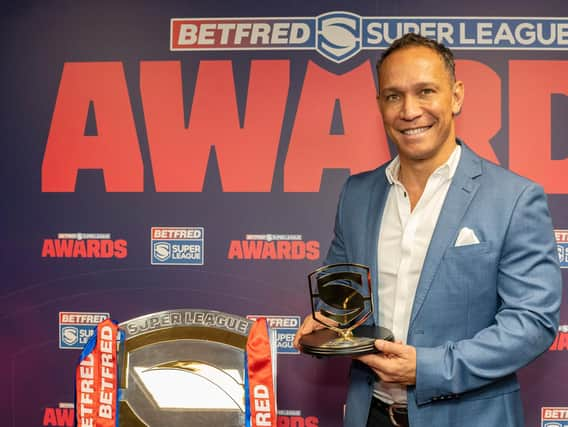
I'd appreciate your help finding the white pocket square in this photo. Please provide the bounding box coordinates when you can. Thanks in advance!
[455,227,480,247]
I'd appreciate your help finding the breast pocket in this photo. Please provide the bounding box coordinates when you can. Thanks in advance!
[431,242,500,336]
[442,242,497,282]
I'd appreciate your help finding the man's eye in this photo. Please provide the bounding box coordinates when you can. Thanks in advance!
[420,88,434,95]
[385,94,399,102]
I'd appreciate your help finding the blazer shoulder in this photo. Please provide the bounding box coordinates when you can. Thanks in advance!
[463,145,543,194]
[479,156,543,193]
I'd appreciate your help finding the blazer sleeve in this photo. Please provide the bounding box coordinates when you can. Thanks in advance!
[415,183,562,404]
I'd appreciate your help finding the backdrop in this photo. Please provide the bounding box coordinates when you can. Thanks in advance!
[2,1,567,426]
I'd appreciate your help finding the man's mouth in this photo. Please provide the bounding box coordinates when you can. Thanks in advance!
[400,125,432,136]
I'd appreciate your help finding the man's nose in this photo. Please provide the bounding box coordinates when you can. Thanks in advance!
[399,96,421,120]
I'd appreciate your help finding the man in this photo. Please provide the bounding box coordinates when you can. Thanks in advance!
[293,33,561,427]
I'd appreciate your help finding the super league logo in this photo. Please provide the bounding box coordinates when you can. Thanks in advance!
[316,12,361,63]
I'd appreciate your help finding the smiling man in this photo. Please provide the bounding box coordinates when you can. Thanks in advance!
[294,33,561,427]
[376,37,463,211]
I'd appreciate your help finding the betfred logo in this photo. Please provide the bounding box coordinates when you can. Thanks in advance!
[151,226,204,265]
[278,409,319,427]
[171,14,568,64]
[43,402,74,426]
[42,233,127,259]
[59,311,109,349]
[247,315,301,354]
[171,12,361,63]
[549,325,568,352]
[542,407,568,427]
[555,230,568,268]
[228,234,319,260]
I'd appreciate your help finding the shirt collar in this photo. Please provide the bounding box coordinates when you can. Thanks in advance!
[385,144,462,185]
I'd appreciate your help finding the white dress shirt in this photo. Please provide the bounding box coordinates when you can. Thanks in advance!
[373,145,462,404]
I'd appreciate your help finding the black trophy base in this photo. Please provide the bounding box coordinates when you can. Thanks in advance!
[299,326,394,357]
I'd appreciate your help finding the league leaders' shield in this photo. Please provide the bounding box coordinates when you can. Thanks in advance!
[118,309,254,426]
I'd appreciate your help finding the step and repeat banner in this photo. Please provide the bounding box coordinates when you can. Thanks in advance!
[1,1,567,426]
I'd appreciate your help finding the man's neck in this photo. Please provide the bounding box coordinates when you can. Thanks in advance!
[397,140,458,210]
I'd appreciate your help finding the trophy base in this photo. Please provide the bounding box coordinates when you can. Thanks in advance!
[299,326,394,357]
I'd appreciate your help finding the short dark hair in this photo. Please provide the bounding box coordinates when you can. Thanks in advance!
[376,33,456,82]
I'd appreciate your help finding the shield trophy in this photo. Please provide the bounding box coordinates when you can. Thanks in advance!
[117,309,254,426]
[298,263,393,356]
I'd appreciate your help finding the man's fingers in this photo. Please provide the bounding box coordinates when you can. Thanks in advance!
[293,314,324,348]
[357,341,417,385]
[374,339,403,355]
[355,353,375,365]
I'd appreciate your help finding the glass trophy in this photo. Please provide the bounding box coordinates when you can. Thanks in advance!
[298,263,393,356]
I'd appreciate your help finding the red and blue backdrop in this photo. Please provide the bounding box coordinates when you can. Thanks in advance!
[2,1,567,426]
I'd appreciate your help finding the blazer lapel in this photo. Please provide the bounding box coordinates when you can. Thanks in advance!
[365,170,390,323]
[409,145,483,329]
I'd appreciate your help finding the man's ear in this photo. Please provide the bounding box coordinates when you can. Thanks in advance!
[452,80,465,116]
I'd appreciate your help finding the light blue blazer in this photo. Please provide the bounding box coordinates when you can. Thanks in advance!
[325,142,562,427]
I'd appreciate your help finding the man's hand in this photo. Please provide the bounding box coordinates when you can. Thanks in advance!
[356,340,417,385]
[293,312,332,349]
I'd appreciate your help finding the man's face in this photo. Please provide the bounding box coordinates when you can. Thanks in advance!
[377,46,464,168]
